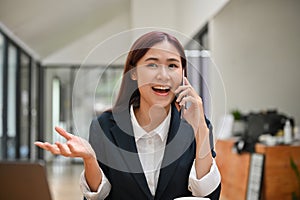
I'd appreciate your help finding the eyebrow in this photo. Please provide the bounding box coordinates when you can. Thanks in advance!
[144,57,180,63]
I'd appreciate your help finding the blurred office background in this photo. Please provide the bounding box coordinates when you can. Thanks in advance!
[1,0,300,199]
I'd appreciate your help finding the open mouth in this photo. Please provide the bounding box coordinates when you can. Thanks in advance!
[152,86,171,94]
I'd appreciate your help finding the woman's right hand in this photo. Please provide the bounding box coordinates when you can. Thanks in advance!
[35,126,96,161]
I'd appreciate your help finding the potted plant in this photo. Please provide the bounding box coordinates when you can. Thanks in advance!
[231,109,246,136]
[290,157,300,200]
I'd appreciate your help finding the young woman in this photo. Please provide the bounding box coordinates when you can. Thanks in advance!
[35,31,221,200]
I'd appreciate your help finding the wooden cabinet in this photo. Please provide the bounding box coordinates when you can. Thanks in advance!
[215,139,251,200]
[256,143,300,199]
[215,139,300,200]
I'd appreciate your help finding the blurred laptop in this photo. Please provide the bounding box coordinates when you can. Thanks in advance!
[0,161,52,200]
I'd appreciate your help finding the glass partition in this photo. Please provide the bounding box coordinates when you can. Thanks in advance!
[0,33,4,159]
[30,62,38,159]
[7,44,17,159]
[20,53,30,159]
[52,77,61,137]
[0,26,39,160]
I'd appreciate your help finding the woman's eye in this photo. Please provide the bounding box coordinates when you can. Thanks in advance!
[169,64,178,68]
[147,63,158,68]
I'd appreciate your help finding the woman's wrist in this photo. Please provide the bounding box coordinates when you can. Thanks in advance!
[194,135,213,179]
[83,154,97,164]
[83,154,102,192]
[195,126,211,159]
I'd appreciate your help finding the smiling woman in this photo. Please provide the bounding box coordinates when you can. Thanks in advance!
[131,41,182,115]
[35,31,221,200]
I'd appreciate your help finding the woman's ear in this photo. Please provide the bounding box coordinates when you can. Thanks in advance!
[130,69,137,80]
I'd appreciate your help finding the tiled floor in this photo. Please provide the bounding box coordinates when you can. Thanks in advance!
[47,157,84,200]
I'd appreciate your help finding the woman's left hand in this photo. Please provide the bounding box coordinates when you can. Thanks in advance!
[174,77,208,136]
[175,77,212,161]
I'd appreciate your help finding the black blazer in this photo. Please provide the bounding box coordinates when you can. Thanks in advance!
[87,103,221,200]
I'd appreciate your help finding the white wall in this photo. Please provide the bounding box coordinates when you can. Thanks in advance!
[210,0,300,126]
[43,10,131,65]
[176,0,229,38]
[130,0,177,30]
[130,0,228,40]
[42,0,229,64]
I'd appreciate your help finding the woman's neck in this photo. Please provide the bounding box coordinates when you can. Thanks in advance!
[134,104,170,133]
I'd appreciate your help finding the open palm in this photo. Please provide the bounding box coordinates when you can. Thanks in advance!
[35,126,95,160]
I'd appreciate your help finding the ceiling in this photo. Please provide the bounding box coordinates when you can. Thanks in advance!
[0,0,130,60]
[0,0,231,65]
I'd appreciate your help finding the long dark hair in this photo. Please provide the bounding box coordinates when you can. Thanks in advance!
[113,31,187,112]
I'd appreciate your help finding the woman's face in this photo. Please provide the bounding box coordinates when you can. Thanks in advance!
[132,41,183,110]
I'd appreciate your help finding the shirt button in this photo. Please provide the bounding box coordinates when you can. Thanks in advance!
[148,140,152,145]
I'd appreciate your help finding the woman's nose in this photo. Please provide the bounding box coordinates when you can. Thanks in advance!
[156,66,170,81]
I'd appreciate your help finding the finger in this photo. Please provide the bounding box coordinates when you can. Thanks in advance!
[35,141,62,155]
[176,88,191,103]
[55,142,72,156]
[35,141,53,151]
[67,142,77,154]
[34,141,50,151]
[55,126,72,140]
[34,141,45,148]
[44,142,61,154]
[174,84,188,94]
[66,140,83,155]
[183,77,198,95]
[176,84,196,103]
[174,77,193,94]
[179,95,189,107]
[183,77,191,86]
[67,141,84,157]
[179,95,199,107]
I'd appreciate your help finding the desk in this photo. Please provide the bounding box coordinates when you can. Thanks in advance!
[215,139,300,200]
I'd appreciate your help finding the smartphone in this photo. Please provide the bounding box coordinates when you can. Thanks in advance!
[181,70,186,118]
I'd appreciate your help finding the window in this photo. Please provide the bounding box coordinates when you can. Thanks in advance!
[19,53,30,159]
[0,26,39,160]
[185,24,210,116]
[52,77,61,131]
[7,44,17,159]
[0,33,4,159]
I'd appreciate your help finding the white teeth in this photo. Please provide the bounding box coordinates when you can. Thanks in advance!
[153,86,170,90]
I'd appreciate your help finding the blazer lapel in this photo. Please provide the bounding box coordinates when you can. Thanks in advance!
[110,108,153,199]
[109,104,194,199]
[155,104,195,199]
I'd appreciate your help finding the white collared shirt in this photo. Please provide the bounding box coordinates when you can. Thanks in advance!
[80,105,221,200]
[130,105,171,195]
